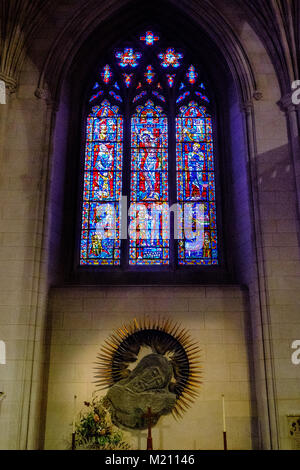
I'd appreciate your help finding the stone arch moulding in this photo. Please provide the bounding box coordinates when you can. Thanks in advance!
[36,0,257,107]
[0,0,53,93]
[34,0,281,450]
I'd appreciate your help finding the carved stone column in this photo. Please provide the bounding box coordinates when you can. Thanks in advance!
[279,93,300,222]
[0,73,17,96]
[0,0,51,96]
[241,98,280,450]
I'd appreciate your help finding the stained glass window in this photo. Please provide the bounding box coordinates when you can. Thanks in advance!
[140,31,159,46]
[151,91,165,102]
[80,100,123,266]
[158,48,183,68]
[115,48,142,68]
[90,90,103,102]
[101,65,112,84]
[187,65,198,85]
[79,30,220,272]
[176,102,218,265]
[129,101,169,265]
[109,90,123,102]
[123,74,133,87]
[145,65,155,84]
[195,91,210,103]
[133,91,147,103]
[177,91,190,104]
[167,74,175,88]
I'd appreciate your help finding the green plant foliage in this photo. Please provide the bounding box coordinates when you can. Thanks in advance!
[74,394,131,450]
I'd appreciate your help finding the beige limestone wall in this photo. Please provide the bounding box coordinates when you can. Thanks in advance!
[44,285,257,450]
[249,78,300,449]
[224,15,300,448]
[254,141,300,449]
[0,57,52,449]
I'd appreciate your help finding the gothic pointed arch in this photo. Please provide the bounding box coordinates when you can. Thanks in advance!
[79,29,219,270]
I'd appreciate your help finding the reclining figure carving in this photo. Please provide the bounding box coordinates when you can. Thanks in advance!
[106,353,176,429]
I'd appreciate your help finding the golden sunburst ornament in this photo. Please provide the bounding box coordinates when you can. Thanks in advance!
[94,317,202,419]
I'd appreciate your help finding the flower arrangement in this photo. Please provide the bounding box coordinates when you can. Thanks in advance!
[74,394,131,450]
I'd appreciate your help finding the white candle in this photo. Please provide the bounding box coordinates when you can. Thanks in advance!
[222,394,226,432]
[72,395,77,433]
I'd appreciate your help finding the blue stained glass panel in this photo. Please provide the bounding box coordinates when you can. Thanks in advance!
[130,101,169,265]
[80,101,123,266]
[176,102,218,265]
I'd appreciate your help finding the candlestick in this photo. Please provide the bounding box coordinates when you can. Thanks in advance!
[72,395,77,433]
[222,394,227,450]
[72,395,77,451]
[222,394,226,432]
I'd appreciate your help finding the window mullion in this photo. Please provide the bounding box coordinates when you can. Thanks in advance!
[121,101,131,268]
[169,98,177,270]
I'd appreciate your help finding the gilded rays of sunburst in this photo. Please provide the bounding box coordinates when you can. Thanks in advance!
[94,317,202,419]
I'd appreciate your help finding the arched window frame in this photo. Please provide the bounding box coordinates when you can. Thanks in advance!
[74,30,226,283]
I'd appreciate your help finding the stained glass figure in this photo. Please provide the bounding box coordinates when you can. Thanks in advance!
[145,65,155,84]
[167,74,175,88]
[158,48,183,68]
[176,102,218,265]
[114,82,120,90]
[80,100,123,266]
[123,73,133,88]
[109,90,123,102]
[176,91,190,104]
[187,65,198,85]
[90,90,104,102]
[101,65,112,84]
[130,101,169,265]
[140,31,159,45]
[115,48,142,68]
